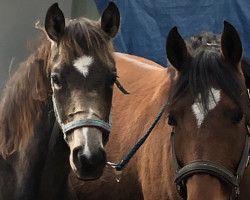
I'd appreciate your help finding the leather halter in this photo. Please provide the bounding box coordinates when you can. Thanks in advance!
[52,94,111,142]
[170,125,250,199]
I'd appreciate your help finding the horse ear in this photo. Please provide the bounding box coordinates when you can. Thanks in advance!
[45,3,65,43]
[100,2,120,38]
[166,27,191,71]
[221,21,242,67]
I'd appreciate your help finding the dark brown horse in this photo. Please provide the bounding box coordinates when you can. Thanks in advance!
[72,22,250,200]
[0,2,127,200]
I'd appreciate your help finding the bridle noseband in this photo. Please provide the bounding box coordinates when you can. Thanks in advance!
[171,125,250,200]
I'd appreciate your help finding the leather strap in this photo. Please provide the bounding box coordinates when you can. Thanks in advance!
[63,119,111,134]
[175,160,239,187]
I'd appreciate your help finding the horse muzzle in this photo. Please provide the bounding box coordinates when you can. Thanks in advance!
[72,145,107,180]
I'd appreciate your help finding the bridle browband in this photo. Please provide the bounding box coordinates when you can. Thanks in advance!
[171,123,250,199]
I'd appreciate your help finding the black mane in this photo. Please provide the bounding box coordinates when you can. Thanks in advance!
[169,32,248,113]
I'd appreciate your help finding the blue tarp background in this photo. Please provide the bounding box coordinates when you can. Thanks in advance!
[95,0,250,67]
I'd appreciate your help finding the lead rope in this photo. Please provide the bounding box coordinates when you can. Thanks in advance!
[106,101,169,171]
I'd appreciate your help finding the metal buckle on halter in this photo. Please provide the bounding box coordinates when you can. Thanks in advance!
[235,186,240,200]
[247,124,250,134]
[246,155,250,167]
[246,126,250,167]
[176,182,187,199]
[106,161,118,169]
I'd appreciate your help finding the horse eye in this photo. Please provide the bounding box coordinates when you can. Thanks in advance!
[168,114,178,126]
[51,74,61,86]
[232,110,243,124]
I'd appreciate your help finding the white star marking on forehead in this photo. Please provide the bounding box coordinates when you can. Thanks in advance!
[73,55,93,77]
[192,88,221,128]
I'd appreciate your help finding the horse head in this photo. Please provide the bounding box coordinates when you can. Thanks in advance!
[44,3,130,180]
[166,21,250,199]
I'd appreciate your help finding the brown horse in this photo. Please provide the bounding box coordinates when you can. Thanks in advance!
[72,22,250,200]
[0,2,128,200]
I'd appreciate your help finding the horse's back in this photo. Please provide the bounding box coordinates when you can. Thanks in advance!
[113,52,170,134]
[115,52,163,69]
[114,52,170,106]
[114,52,165,85]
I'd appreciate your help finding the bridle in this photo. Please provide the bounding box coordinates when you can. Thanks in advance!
[171,125,250,199]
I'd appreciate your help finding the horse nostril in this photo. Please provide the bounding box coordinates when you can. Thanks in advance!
[80,148,106,166]
[102,132,109,145]
[72,146,107,171]
[99,148,106,161]
[73,146,84,168]
[73,146,82,158]
[78,154,88,167]
[93,148,106,166]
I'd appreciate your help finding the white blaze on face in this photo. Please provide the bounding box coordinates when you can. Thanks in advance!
[69,107,104,171]
[73,55,93,77]
[82,128,91,158]
[81,108,104,159]
[82,108,94,159]
[192,88,221,128]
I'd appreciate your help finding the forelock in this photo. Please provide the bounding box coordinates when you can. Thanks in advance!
[59,18,115,67]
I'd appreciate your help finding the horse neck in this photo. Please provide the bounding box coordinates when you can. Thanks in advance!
[12,98,73,200]
[0,156,16,200]
[38,124,74,200]
[13,102,55,200]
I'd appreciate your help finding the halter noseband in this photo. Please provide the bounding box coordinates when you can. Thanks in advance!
[171,125,250,200]
[63,119,111,134]
[52,94,112,141]
[50,77,129,141]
